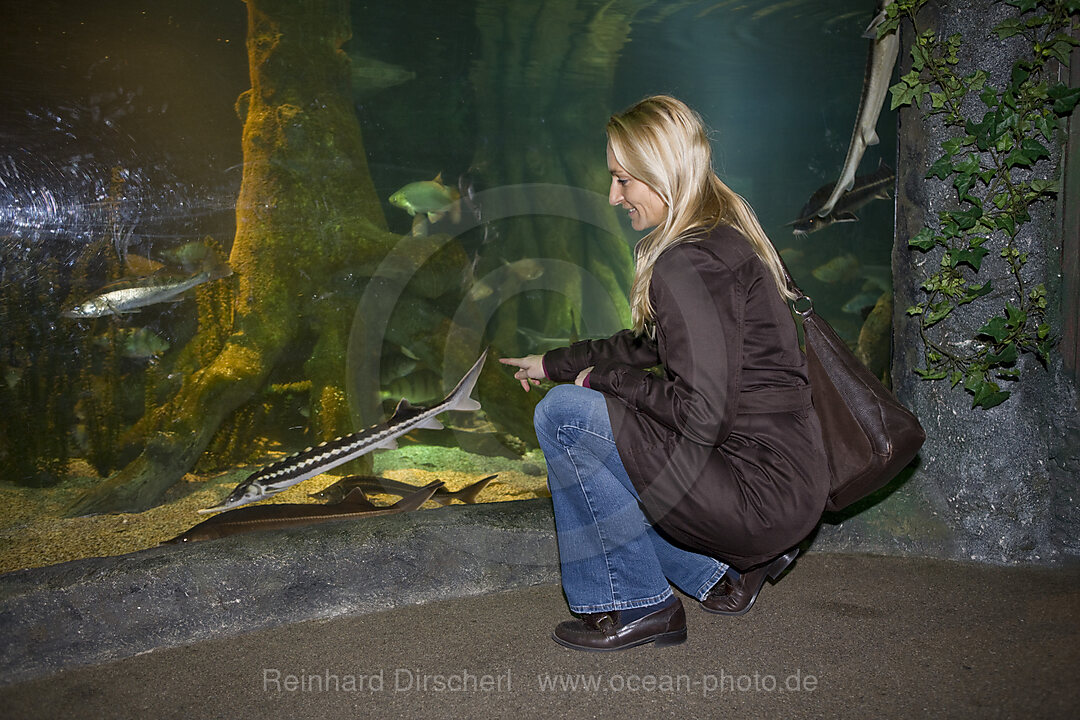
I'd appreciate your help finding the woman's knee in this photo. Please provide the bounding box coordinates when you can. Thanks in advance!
[533,383,597,436]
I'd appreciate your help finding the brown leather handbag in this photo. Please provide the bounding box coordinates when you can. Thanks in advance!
[782,263,926,512]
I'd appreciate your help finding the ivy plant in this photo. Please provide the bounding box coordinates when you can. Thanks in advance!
[881,0,1079,408]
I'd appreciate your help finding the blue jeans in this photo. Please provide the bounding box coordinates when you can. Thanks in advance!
[534,383,729,614]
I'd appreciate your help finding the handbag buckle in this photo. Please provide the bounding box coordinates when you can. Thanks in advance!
[792,294,813,318]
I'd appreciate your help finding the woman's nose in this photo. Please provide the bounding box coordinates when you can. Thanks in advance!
[608,179,622,206]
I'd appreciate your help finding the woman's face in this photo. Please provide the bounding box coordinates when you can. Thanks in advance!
[607,144,667,231]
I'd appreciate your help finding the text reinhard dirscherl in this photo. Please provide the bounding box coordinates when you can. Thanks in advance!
[261,668,819,696]
[263,668,512,694]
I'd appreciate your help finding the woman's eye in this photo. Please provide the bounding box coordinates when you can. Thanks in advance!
[617,178,629,185]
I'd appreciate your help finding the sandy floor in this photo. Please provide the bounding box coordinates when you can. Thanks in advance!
[0,444,550,574]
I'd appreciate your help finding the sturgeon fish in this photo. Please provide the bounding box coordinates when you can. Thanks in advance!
[200,349,488,513]
[310,473,498,505]
[791,162,895,235]
[811,0,899,221]
[167,482,443,543]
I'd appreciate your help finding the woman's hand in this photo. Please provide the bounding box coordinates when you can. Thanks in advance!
[499,354,546,392]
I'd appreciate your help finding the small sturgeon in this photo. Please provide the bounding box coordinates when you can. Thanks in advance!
[167,482,443,543]
[200,350,487,513]
[310,473,498,505]
[790,161,895,235]
[812,0,899,220]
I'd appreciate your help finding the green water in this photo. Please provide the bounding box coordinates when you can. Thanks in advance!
[0,0,896,553]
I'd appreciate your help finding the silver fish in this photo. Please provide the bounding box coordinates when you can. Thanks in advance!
[812,0,899,220]
[168,482,442,543]
[62,266,231,318]
[200,350,488,513]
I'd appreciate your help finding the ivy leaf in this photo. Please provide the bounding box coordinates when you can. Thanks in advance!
[1046,36,1078,65]
[978,316,1010,343]
[949,371,964,387]
[908,227,938,251]
[954,174,977,201]
[927,154,954,180]
[915,368,949,380]
[1021,138,1050,162]
[925,301,955,327]
[986,343,1019,365]
[1005,301,1027,328]
[954,153,980,175]
[891,79,925,110]
[1005,138,1049,169]
[972,381,1010,409]
[994,17,1025,40]
[1049,84,1080,115]
[1004,0,1038,12]
[1009,63,1031,88]
[1005,147,1032,168]
[948,206,983,230]
[998,214,1018,236]
[947,246,989,270]
[942,136,974,155]
[959,282,993,305]
[1034,114,1054,142]
[1037,337,1054,363]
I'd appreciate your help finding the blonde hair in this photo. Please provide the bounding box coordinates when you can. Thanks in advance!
[607,95,796,334]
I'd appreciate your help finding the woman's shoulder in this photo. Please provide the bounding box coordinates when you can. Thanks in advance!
[657,225,755,272]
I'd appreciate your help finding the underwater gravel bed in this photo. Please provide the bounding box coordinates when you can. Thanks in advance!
[0,446,550,574]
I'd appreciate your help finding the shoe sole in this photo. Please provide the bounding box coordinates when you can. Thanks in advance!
[701,548,800,617]
[551,627,688,652]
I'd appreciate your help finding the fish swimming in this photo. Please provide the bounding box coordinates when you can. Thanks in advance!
[62,265,232,318]
[810,0,899,221]
[379,370,445,404]
[791,162,895,236]
[347,51,416,99]
[166,482,442,543]
[199,349,488,513]
[466,258,547,301]
[389,173,462,224]
[93,327,170,359]
[810,251,893,293]
[842,290,887,315]
[310,474,497,505]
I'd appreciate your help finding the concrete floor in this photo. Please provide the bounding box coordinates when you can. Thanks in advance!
[2,552,1077,719]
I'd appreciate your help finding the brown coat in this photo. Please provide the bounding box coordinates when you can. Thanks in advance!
[543,226,829,569]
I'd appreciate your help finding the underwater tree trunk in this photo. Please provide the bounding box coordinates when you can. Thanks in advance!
[67,0,398,515]
[470,0,649,350]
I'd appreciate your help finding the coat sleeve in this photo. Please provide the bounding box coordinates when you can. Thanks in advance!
[586,243,743,446]
[541,329,660,383]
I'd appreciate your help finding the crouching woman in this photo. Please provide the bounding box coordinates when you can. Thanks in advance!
[501,95,830,651]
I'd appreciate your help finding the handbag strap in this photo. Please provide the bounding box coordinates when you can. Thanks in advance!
[776,252,815,319]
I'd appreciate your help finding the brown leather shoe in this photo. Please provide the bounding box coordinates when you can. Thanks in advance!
[701,548,799,616]
[552,597,687,651]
